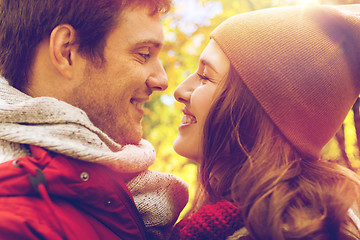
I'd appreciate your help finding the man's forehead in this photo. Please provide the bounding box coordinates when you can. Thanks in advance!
[116,7,163,35]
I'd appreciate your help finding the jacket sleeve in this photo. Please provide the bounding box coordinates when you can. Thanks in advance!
[0,208,63,240]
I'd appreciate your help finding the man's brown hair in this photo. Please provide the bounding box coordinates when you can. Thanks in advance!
[0,0,171,90]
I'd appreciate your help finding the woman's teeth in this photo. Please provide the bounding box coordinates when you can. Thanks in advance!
[181,114,197,124]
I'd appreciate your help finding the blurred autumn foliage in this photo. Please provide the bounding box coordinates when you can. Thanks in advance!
[142,0,360,216]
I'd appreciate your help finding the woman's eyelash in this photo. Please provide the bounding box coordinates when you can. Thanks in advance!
[197,73,209,80]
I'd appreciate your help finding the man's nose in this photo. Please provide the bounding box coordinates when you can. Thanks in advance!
[146,59,168,91]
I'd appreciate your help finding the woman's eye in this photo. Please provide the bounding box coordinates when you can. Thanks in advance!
[197,73,210,83]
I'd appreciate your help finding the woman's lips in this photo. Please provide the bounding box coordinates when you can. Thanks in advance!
[179,107,197,129]
[181,114,197,124]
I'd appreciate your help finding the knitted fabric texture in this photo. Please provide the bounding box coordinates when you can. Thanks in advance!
[210,5,360,158]
[0,80,155,172]
[171,201,245,240]
[0,80,188,239]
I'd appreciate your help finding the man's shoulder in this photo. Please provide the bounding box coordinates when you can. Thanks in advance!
[0,195,62,240]
[0,194,108,240]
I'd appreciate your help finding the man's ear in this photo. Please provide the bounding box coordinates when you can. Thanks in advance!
[49,24,78,79]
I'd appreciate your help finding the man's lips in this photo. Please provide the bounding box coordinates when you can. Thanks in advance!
[130,98,149,113]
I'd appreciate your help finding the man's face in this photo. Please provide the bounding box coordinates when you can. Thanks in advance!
[68,7,168,146]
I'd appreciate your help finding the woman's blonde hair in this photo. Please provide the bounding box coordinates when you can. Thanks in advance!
[197,66,360,239]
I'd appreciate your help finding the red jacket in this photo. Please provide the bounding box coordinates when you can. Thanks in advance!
[0,145,147,240]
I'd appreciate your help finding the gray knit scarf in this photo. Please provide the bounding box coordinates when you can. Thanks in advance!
[0,79,188,239]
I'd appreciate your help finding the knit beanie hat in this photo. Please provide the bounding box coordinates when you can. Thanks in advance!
[210,5,360,158]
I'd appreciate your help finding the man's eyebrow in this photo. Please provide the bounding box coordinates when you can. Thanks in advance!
[200,58,218,74]
[133,39,163,48]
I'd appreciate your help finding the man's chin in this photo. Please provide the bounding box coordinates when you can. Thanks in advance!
[106,125,143,147]
[115,135,142,146]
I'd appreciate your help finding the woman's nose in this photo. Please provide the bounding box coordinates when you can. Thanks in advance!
[174,75,194,104]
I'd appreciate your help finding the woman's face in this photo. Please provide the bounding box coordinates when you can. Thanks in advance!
[173,39,230,162]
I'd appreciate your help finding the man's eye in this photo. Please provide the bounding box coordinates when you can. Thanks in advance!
[139,53,151,61]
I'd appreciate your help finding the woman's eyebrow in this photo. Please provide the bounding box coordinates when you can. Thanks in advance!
[200,58,218,74]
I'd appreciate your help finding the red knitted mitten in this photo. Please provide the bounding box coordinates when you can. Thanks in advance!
[171,201,244,240]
